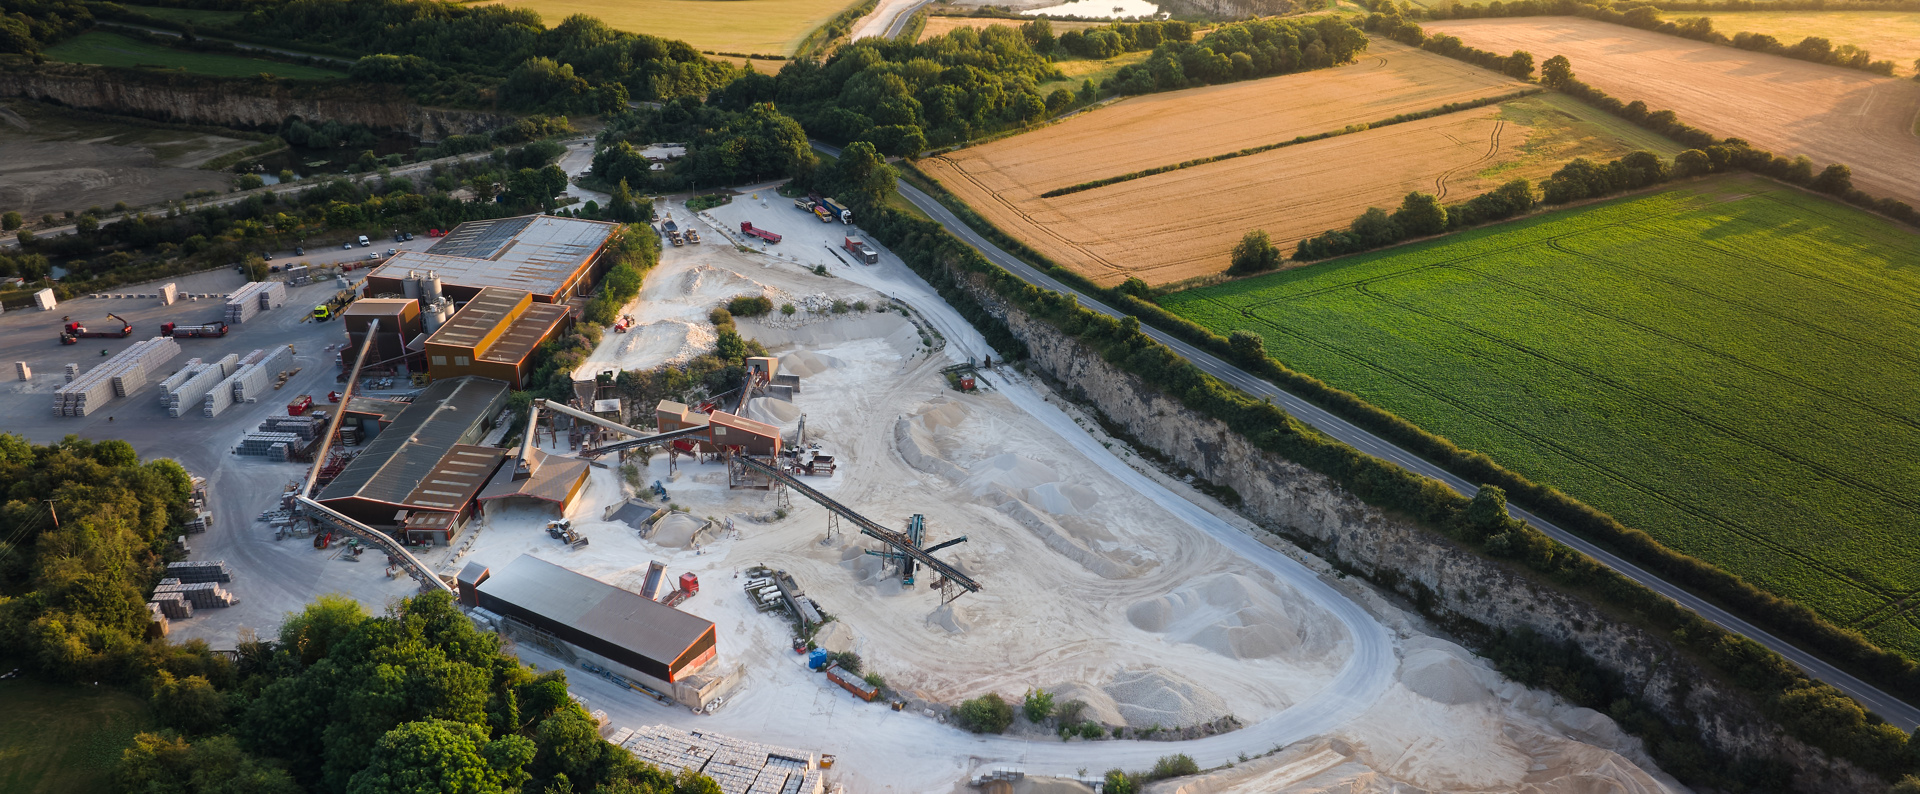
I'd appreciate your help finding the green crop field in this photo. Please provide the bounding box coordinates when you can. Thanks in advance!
[474,0,866,55]
[0,678,151,794]
[1161,174,1920,655]
[43,31,345,80]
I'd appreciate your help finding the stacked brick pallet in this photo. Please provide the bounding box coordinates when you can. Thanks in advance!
[158,358,204,394]
[237,432,303,459]
[617,726,816,794]
[52,337,181,416]
[224,281,287,323]
[150,592,193,619]
[146,602,170,635]
[206,346,290,417]
[154,579,237,609]
[166,561,233,583]
[259,415,324,440]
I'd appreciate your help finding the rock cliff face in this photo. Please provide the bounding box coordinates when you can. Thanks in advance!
[0,66,510,140]
[954,272,1879,792]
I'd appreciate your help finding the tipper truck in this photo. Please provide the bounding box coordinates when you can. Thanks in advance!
[161,322,230,338]
[843,236,878,264]
[59,314,133,343]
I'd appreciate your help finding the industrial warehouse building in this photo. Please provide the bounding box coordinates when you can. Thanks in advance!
[653,403,779,456]
[315,376,511,540]
[342,298,425,374]
[422,286,571,389]
[365,215,621,305]
[463,555,719,695]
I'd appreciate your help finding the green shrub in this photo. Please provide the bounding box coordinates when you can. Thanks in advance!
[1103,769,1137,794]
[826,651,861,674]
[1022,688,1053,722]
[727,295,773,316]
[1077,721,1103,739]
[953,693,1013,734]
[1147,754,1199,780]
[780,302,796,316]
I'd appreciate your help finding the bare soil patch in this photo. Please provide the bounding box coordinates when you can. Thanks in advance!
[0,100,250,217]
[1424,16,1920,209]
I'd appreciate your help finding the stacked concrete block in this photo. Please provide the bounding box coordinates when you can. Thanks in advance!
[224,281,287,323]
[166,561,233,583]
[53,337,180,416]
[64,363,78,383]
[159,283,177,305]
[158,358,205,395]
[203,382,234,417]
[617,726,812,793]
[14,362,28,381]
[217,346,292,406]
[150,593,194,619]
[162,357,223,415]
[153,581,236,609]
[33,287,56,311]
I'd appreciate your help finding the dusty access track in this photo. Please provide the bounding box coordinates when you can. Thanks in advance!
[1424,16,1920,209]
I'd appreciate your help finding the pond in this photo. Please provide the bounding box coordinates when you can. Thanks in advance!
[1022,0,1161,19]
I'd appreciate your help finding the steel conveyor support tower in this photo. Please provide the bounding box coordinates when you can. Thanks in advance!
[733,455,982,602]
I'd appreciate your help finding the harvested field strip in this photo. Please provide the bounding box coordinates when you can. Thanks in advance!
[1423,16,1920,208]
[475,0,865,55]
[1700,10,1920,76]
[928,39,1529,196]
[934,107,1522,285]
[1040,88,1542,198]
[924,90,1675,286]
[1160,176,1920,655]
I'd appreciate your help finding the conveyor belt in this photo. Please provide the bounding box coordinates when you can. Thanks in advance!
[734,456,981,593]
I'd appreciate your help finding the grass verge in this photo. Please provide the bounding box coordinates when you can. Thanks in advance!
[42,31,345,80]
[0,677,151,794]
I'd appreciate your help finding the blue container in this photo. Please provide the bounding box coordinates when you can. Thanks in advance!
[807,649,829,671]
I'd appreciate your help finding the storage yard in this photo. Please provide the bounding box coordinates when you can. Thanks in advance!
[1423,16,1920,209]
[0,199,1690,792]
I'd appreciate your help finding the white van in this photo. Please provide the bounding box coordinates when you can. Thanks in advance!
[357,235,370,247]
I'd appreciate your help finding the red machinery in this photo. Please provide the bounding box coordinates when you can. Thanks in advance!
[679,572,699,595]
[287,395,313,416]
[739,221,782,244]
[59,314,132,344]
[327,391,343,403]
[161,322,230,338]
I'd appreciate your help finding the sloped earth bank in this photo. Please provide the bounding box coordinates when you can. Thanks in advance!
[474,198,1685,792]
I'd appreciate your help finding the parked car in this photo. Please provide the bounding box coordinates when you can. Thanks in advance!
[342,243,352,250]
[366,253,379,260]
[357,235,370,247]
[294,246,305,256]
[385,248,397,255]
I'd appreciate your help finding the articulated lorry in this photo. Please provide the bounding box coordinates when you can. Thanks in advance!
[817,197,851,224]
[59,314,132,344]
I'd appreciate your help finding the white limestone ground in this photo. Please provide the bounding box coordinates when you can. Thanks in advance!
[455,198,1693,793]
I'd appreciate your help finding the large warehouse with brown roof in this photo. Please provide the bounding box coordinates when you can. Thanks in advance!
[315,376,511,539]
[423,286,571,388]
[466,555,718,686]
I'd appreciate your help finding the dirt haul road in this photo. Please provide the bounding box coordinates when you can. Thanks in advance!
[1424,16,1920,209]
[919,40,1531,285]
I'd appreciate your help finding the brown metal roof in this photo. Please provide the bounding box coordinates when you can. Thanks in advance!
[402,444,508,511]
[480,304,568,365]
[708,411,779,441]
[426,287,525,350]
[476,555,714,665]
[477,448,591,506]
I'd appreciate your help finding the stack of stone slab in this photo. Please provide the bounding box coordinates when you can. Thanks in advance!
[14,362,30,381]
[259,415,324,440]
[166,560,233,583]
[220,345,292,406]
[224,281,287,323]
[153,579,236,609]
[52,337,181,416]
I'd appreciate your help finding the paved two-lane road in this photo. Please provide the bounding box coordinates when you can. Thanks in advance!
[815,141,1920,730]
